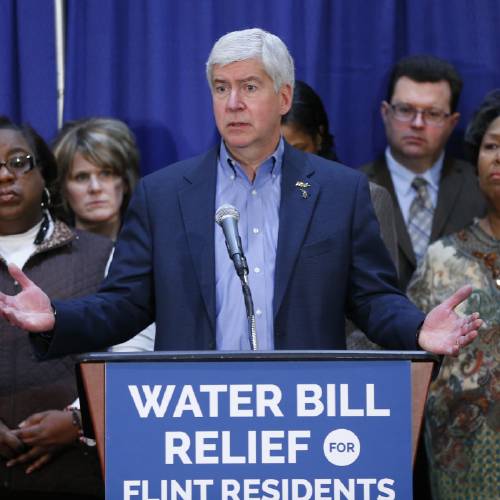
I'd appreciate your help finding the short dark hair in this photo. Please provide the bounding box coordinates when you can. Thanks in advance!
[387,55,463,112]
[0,115,58,187]
[281,80,337,160]
[464,89,500,165]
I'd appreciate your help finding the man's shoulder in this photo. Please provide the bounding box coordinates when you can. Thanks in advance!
[298,150,365,184]
[360,156,386,178]
[142,147,218,186]
[442,155,477,178]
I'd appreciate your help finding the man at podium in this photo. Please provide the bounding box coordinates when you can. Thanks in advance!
[0,29,481,358]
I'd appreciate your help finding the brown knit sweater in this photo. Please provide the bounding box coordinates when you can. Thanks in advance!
[0,220,112,497]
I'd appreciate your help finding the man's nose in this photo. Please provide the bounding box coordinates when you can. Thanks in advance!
[411,111,425,128]
[226,89,244,110]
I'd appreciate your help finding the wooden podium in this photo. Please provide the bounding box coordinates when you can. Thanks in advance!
[77,350,437,477]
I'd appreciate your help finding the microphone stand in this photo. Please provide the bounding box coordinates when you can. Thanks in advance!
[239,271,257,351]
[234,256,257,351]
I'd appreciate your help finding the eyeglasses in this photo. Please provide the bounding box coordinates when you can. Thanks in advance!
[388,102,451,127]
[0,154,36,175]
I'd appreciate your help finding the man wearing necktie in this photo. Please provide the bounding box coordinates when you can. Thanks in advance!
[363,55,486,289]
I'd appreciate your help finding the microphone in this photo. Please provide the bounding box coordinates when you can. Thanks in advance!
[215,204,257,350]
[215,204,249,278]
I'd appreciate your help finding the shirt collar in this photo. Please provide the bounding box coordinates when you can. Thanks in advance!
[385,146,444,195]
[219,137,285,181]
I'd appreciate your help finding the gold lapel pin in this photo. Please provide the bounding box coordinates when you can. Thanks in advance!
[295,181,311,199]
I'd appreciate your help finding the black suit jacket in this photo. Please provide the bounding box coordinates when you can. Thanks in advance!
[362,155,486,290]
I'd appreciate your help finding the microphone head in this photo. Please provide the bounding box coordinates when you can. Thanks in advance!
[215,204,240,226]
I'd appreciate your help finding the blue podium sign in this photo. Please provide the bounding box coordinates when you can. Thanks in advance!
[106,360,412,499]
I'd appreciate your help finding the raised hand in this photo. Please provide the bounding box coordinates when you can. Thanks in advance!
[418,285,482,356]
[0,263,55,332]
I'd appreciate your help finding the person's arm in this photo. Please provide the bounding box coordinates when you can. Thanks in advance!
[0,179,155,357]
[346,175,480,355]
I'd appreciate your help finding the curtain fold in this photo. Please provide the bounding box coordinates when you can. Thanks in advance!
[0,0,57,141]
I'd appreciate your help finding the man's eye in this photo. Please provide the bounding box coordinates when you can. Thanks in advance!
[427,110,443,119]
[398,105,413,115]
[245,84,257,93]
[215,85,228,94]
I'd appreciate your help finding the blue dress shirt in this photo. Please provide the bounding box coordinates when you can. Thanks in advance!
[385,146,443,225]
[215,138,284,350]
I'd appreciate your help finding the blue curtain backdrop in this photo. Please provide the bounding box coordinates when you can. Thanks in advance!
[0,0,57,140]
[2,0,500,174]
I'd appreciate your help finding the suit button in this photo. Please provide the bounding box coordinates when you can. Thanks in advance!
[275,330,284,337]
[208,340,215,349]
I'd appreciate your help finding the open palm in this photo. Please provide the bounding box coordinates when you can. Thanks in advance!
[418,285,481,356]
[0,264,55,332]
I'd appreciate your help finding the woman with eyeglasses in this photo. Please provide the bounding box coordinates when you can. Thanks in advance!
[407,91,500,499]
[0,116,112,499]
[3,118,154,490]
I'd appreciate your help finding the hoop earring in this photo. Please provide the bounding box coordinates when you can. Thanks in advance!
[41,187,52,208]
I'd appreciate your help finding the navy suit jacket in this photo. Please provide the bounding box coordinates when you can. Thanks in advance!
[46,143,424,356]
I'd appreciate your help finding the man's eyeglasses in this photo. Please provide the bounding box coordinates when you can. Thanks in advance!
[0,154,36,175]
[388,102,451,127]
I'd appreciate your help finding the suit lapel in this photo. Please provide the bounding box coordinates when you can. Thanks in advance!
[274,144,319,318]
[431,156,462,240]
[178,148,218,332]
[368,158,416,266]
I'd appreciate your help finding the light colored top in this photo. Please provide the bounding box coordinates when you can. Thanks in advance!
[385,146,443,225]
[0,215,54,269]
[215,138,284,350]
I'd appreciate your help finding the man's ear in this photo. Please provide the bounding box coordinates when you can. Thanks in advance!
[380,101,390,124]
[449,112,460,130]
[279,83,293,115]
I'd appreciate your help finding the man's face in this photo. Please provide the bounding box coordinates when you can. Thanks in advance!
[211,59,292,162]
[381,76,460,172]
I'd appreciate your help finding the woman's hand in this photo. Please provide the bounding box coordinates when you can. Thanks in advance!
[7,410,80,474]
[0,420,25,460]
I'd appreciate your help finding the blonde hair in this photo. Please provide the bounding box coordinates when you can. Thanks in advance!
[53,117,140,220]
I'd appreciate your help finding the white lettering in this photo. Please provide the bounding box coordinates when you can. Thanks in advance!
[256,384,283,417]
[172,385,203,417]
[366,384,390,416]
[296,384,324,416]
[199,385,227,417]
[164,431,192,464]
[128,385,175,418]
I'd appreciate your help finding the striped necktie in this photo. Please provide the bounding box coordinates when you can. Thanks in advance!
[408,177,433,263]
